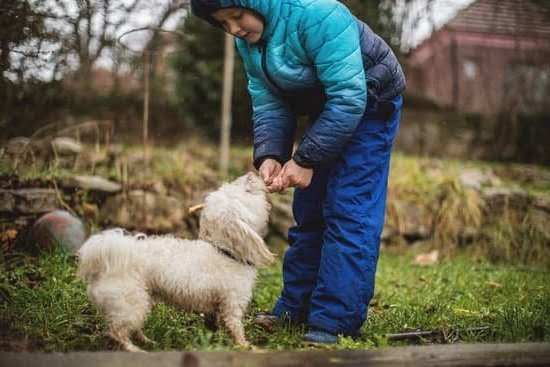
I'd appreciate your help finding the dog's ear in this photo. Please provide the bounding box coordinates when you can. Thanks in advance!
[224,217,275,267]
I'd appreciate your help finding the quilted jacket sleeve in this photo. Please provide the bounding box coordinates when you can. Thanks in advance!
[293,1,367,168]
[236,40,296,169]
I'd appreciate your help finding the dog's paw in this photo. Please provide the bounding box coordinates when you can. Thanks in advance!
[136,331,156,345]
[125,344,147,353]
[235,341,251,350]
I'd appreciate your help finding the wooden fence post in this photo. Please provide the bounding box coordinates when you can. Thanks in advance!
[219,33,235,176]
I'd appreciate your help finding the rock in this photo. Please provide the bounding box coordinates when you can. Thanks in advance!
[533,194,550,214]
[0,188,59,214]
[152,181,168,195]
[100,190,185,232]
[481,187,532,212]
[493,165,550,189]
[529,194,550,233]
[51,137,83,155]
[5,137,30,155]
[61,175,121,193]
[459,168,501,191]
[481,188,549,233]
[388,200,433,241]
[24,210,87,254]
[108,143,124,156]
[381,225,399,242]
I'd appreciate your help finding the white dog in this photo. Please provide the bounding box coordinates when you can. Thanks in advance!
[77,173,274,351]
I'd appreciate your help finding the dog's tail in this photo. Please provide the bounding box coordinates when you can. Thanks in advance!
[77,228,142,281]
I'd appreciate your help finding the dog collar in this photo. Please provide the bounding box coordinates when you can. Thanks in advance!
[213,244,255,267]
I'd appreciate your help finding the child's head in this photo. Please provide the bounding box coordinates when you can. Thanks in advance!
[211,8,264,44]
[191,1,266,44]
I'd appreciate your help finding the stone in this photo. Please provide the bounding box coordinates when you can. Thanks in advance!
[381,225,400,242]
[152,181,168,195]
[61,175,121,193]
[533,194,550,214]
[5,137,30,155]
[481,187,532,212]
[481,188,549,234]
[100,190,184,232]
[0,188,59,214]
[459,168,501,191]
[527,194,549,233]
[51,137,83,155]
[389,200,433,241]
[24,210,87,254]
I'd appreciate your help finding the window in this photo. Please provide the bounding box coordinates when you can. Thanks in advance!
[463,59,479,80]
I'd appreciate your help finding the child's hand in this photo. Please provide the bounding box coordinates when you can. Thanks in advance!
[259,158,282,189]
[271,159,313,193]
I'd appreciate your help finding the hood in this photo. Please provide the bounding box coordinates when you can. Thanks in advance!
[190,0,281,40]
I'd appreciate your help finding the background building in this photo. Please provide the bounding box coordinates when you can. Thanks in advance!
[406,0,550,114]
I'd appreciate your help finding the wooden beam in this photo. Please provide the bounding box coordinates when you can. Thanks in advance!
[1,343,549,367]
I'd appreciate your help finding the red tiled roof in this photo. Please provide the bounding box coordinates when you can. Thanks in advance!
[447,0,550,37]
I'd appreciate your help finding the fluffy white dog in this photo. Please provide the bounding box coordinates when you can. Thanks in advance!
[77,173,274,351]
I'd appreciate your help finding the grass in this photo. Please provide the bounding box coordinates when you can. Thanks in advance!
[1,246,548,352]
[386,153,549,266]
[1,139,548,351]
[364,247,549,345]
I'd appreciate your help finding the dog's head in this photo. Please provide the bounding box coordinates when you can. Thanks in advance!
[198,172,275,266]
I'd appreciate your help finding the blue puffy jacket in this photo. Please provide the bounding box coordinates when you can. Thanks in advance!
[191,0,405,168]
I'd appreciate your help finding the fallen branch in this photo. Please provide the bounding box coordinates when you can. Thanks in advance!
[51,179,76,215]
[387,327,490,342]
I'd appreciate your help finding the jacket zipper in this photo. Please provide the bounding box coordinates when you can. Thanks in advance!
[259,41,284,94]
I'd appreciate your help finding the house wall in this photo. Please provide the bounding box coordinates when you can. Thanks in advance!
[407,30,455,109]
[406,28,550,114]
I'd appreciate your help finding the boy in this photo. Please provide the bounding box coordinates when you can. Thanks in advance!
[191,0,405,345]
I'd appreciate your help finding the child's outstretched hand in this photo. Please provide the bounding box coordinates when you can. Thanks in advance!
[259,158,282,190]
[271,159,313,193]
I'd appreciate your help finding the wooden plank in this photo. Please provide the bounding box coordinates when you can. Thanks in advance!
[0,343,549,367]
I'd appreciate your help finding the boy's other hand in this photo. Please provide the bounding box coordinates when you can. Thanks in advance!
[259,158,282,189]
[271,159,313,193]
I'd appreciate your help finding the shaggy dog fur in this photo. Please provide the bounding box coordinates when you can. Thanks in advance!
[77,173,274,351]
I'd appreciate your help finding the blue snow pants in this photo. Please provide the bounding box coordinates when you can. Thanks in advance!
[272,95,403,337]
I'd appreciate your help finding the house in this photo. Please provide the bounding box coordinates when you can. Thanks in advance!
[406,0,550,114]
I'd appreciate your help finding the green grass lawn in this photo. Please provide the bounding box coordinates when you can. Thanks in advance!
[1,142,548,351]
[1,246,548,352]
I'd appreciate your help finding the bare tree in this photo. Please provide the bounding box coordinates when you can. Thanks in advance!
[3,0,187,84]
[0,0,57,81]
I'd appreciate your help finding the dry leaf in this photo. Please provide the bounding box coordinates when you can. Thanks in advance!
[82,203,99,218]
[485,281,502,288]
[3,229,18,240]
[411,250,439,266]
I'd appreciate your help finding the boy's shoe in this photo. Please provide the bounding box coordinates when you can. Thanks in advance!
[302,329,338,345]
[253,313,283,331]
